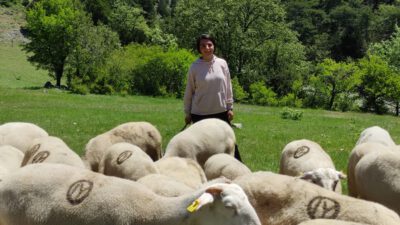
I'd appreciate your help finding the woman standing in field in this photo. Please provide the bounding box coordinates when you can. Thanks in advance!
[183,34,242,161]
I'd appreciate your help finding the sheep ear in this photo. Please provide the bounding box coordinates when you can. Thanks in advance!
[187,192,215,213]
[338,171,347,179]
[206,187,223,196]
[299,171,313,180]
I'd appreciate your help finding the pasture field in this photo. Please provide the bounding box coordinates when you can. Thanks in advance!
[2,41,400,194]
[0,43,48,88]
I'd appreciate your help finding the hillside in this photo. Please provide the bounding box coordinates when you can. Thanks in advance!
[0,6,49,89]
[0,5,28,44]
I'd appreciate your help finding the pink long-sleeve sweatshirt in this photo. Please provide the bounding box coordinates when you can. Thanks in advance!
[184,55,233,116]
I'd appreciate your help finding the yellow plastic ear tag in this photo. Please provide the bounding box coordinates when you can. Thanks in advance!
[187,199,200,212]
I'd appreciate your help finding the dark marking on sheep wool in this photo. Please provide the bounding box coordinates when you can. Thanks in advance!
[307,196,340,219]
[117,150,133,164]
[30,144,41,155]
[67,180,93,205]
[32,151,50,163]
[294,146,310,158]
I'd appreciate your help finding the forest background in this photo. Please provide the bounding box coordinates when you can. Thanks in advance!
[2,0,400,116]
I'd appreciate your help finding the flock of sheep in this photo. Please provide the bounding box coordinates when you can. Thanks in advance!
[0,119,399,225]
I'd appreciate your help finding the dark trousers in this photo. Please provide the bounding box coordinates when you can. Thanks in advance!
[191,111,242,162]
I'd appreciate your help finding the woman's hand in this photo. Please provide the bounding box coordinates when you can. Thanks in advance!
[227,110,234,122]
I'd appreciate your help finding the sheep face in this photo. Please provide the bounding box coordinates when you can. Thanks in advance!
[300,168,346,191]
[188,183,261,225]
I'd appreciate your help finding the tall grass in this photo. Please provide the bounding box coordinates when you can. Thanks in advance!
[2,40,400,194]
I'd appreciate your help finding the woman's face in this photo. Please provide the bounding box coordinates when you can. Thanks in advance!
[199,39,214,60]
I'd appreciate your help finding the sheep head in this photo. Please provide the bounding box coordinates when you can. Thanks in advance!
[300,168,346,191]
[187,183,261,225]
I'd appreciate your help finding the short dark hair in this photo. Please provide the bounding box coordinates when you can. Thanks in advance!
[196,34,216,53]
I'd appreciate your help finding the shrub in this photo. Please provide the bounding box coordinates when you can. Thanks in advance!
[279,93,302,108]
[249,81,278,106]
[280,107,303,120]
[69,83,89,95]
[232,77,249,103]
[131,47,196,97]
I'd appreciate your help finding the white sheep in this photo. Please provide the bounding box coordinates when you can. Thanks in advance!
[137,175,232,198]
[355,150,400,215]
[137,173,194,197]
[347,142,394,197]
[21,136,85,169]
[355,126,396,147]
[83,121,162,172]
[233,171,400,225]
[98,142,159,181]
[204,153,251,180]
[0,122,48,153]
[154,156,207,189]
[297,219,369,225]
[164,118,236,168]
[0,145,24,180]
[279,139,345,193]
[0,163,262,225]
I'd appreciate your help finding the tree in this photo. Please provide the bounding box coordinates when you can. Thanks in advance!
[80,0,113,25]
[169,0,308,96]
[108,1,150,45]
[66,13,120,93]
[282,0,331,61]
[369,26,400,115]
[355,54,399,114]
[369,4,400,41]
[315,58,358,110]
[23,0,85,87]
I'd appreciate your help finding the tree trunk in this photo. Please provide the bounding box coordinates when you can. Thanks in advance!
[328,84,336,110]
[396,101,399,116]
[55,64,64,88]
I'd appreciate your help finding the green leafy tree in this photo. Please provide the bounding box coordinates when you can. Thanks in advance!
[282,0,330,61]
[108,1,150,45]
[66,13,120,94]
[132,47,196,97]
[169,0,308,96]
[369,26,400,114]
[355,54,399,114]
[23,0,85,87]
[80,0,113,24]
[370,26,400,72]
[249,81,278,106]
[315,58,358,110]
[327,3,372,60]
[370,4,400,41]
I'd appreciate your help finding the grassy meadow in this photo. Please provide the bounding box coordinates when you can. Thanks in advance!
[2,43,400,194]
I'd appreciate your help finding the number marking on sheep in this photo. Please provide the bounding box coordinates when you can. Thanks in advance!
[66,180,93,205]
[294,146,310,158]
[32,151,50,163]
[307,196,340,219]
[117,151,133,164]
[29,144,41,154]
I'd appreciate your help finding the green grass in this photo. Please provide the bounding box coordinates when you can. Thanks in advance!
[2,40,400,194]
[0,43,49,88]
[2,87,400,173]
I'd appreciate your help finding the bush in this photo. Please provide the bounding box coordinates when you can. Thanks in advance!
[332,93,359,112]
[279,93,302,108]
[280,107,303,120]
[131,47,196,97]
[69,83,89,95]
[249,81,278,106]
[232,77,249,103]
